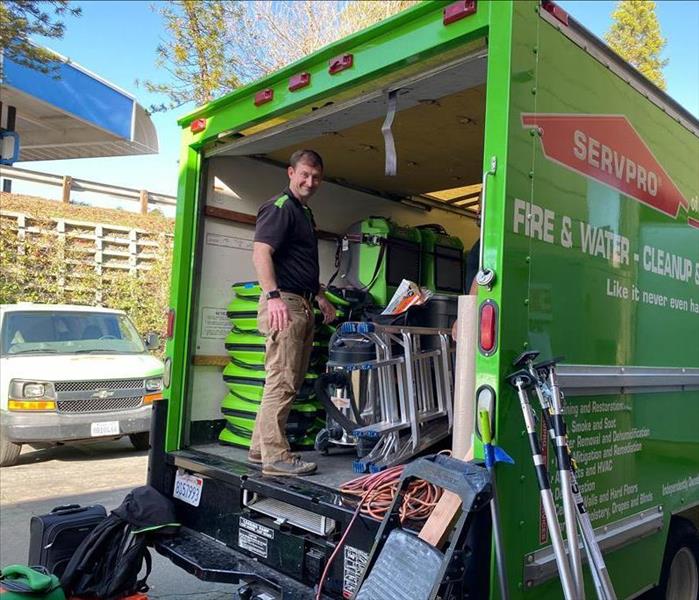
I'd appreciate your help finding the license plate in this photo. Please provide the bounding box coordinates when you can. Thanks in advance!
[90,421,120,436]
[173,469,203,507]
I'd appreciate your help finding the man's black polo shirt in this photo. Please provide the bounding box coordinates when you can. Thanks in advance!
[254,189,320,294]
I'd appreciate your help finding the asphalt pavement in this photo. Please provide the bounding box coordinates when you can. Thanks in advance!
[0,438,235,599]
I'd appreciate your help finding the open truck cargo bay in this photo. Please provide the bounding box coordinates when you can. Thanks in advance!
[151,2,699,599]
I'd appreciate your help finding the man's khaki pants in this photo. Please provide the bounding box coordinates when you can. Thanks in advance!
[250,292,314,464]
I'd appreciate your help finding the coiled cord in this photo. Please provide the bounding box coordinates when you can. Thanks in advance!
[340,463,444,521]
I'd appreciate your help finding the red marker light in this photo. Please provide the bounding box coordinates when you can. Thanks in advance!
[289,72,311,92]
[254,89,274,106]
[190,118,206,133]
[167,308,175,339]
[443,0,477,26]
[479,301,498,354]
[328,53,353,75]
[541,0,569,26]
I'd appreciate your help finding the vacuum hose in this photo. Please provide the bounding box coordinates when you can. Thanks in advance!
[314,371,364,436]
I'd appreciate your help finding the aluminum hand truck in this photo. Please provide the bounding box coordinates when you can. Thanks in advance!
[353,454,492,600]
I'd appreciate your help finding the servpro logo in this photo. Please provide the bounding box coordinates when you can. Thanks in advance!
[573,129,659,198]
[521,114,693,224]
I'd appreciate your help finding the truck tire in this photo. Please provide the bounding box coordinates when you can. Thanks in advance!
[655,518,699,600]
[0,436,21,467]
[129,432,151,451]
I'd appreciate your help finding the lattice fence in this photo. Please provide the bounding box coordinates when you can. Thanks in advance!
[0,209,173,304]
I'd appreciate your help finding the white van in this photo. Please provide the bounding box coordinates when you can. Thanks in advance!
[0,303,164,467]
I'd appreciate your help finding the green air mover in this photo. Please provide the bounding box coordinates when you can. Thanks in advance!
[221,394,318,417]
[227,295,259,314]
[219,401,323,450]
[417,225,465,294]
[226,346,267,367]
[221,393,260,416]
[224,380,266,403]
[223,362,319,384]
[232,281,262,298]
[334,217,423,306]
[223,414,256,438]
[227,296,259,332]
[325,289,351,307]
[219,426,252,449]
[223,375,317,401]
[225,330,327,363]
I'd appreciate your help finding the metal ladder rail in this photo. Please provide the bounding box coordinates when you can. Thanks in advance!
[344,323,454,471]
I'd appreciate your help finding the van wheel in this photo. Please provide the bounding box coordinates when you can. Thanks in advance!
[655,518,699,600]
[129,432,151,451]
[0,436,21,467]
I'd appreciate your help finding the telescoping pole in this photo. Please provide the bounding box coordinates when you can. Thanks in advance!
[541,361,617,600]
[506,368,577,600]
[525,359,584,600]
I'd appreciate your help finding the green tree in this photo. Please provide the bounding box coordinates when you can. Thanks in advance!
[604,0,668,90]
[0,1,81,75]
[139,0,243,112]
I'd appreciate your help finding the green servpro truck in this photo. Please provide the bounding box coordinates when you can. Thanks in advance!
[149,1,699,598]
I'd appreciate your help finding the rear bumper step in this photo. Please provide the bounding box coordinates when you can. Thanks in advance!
[156,527,331,600]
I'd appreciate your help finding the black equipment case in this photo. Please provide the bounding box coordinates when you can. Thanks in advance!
[28,504,107,577]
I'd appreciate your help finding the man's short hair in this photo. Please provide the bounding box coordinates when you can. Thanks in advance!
[289,149,324,171]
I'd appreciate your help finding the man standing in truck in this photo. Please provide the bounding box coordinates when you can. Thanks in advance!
[249,149,336,476]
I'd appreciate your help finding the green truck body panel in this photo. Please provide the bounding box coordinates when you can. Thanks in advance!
[162,1,699,597]
[497,3,699,597]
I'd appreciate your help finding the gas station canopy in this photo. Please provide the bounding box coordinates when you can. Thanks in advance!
[0,51,158,161]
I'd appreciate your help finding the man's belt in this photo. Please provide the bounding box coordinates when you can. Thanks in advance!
[280,288,315,302]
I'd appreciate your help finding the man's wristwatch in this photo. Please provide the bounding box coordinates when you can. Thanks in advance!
[266,289,281,300]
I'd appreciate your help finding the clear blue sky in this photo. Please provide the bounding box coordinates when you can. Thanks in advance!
[13,0,699,204]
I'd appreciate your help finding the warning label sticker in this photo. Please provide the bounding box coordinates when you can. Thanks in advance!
[200,307,230,339]
[239,529,268,559]
[343,545,368,598]
[239,517,275,540]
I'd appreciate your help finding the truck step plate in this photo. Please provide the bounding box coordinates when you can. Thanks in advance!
[156,527,328,599]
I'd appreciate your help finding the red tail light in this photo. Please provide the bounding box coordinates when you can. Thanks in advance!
[167,308,175,339]
[479,300,498,355]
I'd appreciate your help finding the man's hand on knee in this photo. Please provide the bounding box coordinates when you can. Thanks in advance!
[268,298,290,331]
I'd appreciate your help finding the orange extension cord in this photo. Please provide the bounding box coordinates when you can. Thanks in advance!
[315,457,448,599]
[339,463,444,522]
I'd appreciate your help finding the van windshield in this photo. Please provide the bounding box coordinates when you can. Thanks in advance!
[1,311,146,356]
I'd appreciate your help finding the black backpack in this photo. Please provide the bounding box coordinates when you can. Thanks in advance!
[60,486,178,599]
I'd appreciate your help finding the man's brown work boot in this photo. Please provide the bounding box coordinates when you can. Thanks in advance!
[262,456,317,476]
[249,451,301,465]
[247,452,263,464]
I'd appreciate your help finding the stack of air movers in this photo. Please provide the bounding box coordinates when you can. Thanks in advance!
[218,281,350,450]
